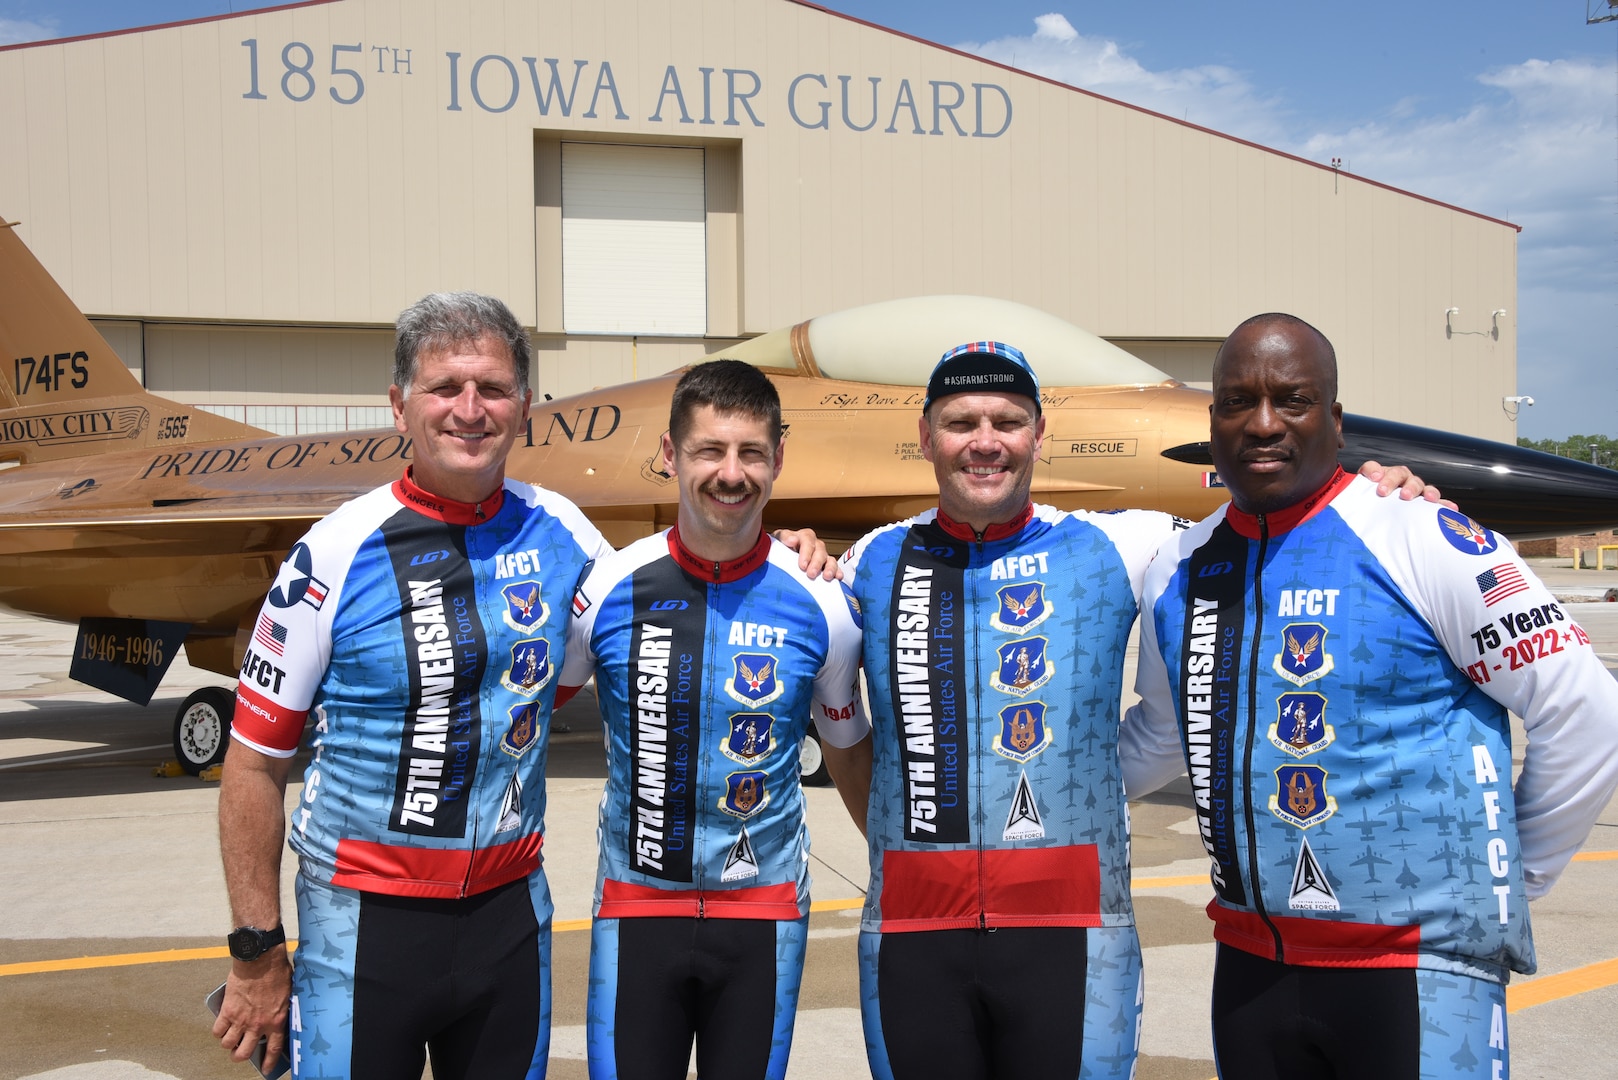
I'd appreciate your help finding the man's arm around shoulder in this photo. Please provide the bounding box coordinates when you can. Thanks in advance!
[822,733,873,839]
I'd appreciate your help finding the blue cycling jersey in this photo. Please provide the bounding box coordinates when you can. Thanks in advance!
[232,471,610,899]
[839,503,1175,934]
[1123,471,1618,981]
[562,527,866,919]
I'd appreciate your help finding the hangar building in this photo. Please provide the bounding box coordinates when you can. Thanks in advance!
[0,0,1520,440]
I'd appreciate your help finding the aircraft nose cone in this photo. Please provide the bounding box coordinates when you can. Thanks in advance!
[1339,414,1618,539]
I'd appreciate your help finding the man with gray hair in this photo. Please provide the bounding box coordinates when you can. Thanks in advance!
[213,291,613,1078]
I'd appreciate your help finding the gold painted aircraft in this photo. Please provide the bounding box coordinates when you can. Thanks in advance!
[4,218,1617,770]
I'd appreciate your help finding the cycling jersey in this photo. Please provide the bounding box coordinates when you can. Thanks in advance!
[1122,470,1618,982]
[839,503,1174,934]
[231,470,611,899]
[560,526,867,918]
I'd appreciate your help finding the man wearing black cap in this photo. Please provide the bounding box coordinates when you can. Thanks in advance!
[825,339,1432,1080]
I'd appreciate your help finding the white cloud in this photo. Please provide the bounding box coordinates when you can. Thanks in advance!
[956,16,1618,437]
[0,16,56,46]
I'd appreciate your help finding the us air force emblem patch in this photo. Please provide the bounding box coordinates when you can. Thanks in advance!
[991,636,1051,697]
[1287,835,1340,911]
[726,653,783,706]
[501,581,548,632]
[720,771,769,819]
[502,638,554,696]
[1436,507,1499,556]
[1272,622,1334,686]
[1268,692,1333,758]
[723,713,775,763]
[993,701,1053,763]
[991,582,1052,634]
[501,702,540,758]
[1003,770,1045,841]
[1269,764,1337,828]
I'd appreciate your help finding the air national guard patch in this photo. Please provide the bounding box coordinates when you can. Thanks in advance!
[502,638,554,696]
[726,653,784,707]
[1288,835,1341,911]
[1269,692,1333,758]
[502,702,540,758]
[722,825,760,882]
[991,582,1052,633]
[724,713,775,763]
[1436,507,1499,556]
[991,636,1051,697]
[720,771,769,819]
[993,701,1053,763]
[1272,623,1334,686]
[502,581,549,632]
[1269,764,1337,828]
[1003,770,1045,841]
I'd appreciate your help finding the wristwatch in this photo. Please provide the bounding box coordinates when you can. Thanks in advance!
[227,924,286,962]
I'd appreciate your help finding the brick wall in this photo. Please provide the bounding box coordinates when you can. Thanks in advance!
[1517,529,1618,559]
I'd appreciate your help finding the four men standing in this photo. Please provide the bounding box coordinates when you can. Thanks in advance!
[215,302,1617,1078]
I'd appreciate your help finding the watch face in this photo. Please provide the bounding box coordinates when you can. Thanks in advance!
[228,926,280,961]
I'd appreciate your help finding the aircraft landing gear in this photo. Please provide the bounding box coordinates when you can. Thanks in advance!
[800,728,831,787]
[173,686,235,775]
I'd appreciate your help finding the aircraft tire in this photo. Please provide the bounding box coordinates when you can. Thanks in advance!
[800,728,831,787]
[174,686,235,776]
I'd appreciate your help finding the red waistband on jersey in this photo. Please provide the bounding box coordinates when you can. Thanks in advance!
[331,831,542,899]
[1209,900,1422,967]
[597,878,801,920]
[877,844,1103,932]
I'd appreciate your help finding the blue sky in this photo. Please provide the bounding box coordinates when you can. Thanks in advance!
[2,1,1615,440]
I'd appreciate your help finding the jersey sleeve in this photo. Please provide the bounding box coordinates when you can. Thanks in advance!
[1350,486,1618,896]
[559,558,606,689]
[1070,507,1183,604]
[809,579,871,748]
[1119,527,1199,797]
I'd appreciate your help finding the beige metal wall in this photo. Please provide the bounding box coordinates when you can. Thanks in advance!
[0,0,1519,439]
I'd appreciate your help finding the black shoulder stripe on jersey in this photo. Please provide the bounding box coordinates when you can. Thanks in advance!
[890,524,971,845]
[627,561,707,882]
[381,513,483,839]
[1181,521,1249,905]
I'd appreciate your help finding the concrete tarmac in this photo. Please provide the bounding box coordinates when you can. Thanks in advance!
[2,558,1616,1079]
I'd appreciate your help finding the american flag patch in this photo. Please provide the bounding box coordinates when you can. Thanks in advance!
[1476,564,1529,607]
[254,614,288,656]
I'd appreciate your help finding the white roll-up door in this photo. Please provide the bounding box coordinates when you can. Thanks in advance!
[562,143,707,336]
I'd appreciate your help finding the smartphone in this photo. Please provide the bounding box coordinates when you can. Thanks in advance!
[205,982,292,1079]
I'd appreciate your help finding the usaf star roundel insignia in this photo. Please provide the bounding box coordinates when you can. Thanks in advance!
[268,542,329,610]
[991,581,1052,634]
[502,581,549,632]
[1272,622,1334,687]
[726,653,784,707]
[1436,507,1499,556]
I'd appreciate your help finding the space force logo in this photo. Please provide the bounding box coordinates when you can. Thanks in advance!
[1268,692,1333,758]
[1268,764,1337,828]
[724,713,775,763]
[268,542,329,610]
[991,636,1051,696]
[991,582,1052,633]
[993,701,1053,763]
[1272,623,1333,686]
[726,653,783,706]
[502,581,548,631]
[502,702,540,758]
[720,771,769,819]
[502,638,553,696]
[1437,507,1499,556]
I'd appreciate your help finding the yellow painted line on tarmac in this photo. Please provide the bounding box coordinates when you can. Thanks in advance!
[1133,874,1209,889]
[1572,849,1618,862]
[1508,957,1618,1013]
[0,942,299,978]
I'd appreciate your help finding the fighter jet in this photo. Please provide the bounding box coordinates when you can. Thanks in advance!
[5,215,1618,768]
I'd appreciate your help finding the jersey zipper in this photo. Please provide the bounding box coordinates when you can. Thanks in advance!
[1243,514,1283,960]
[973,528,988,930]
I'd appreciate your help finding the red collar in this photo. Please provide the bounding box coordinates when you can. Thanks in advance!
[1225,467,1351,539]
[393,467,505,526]
[934,503,1034,543]
[666,525,772,583]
